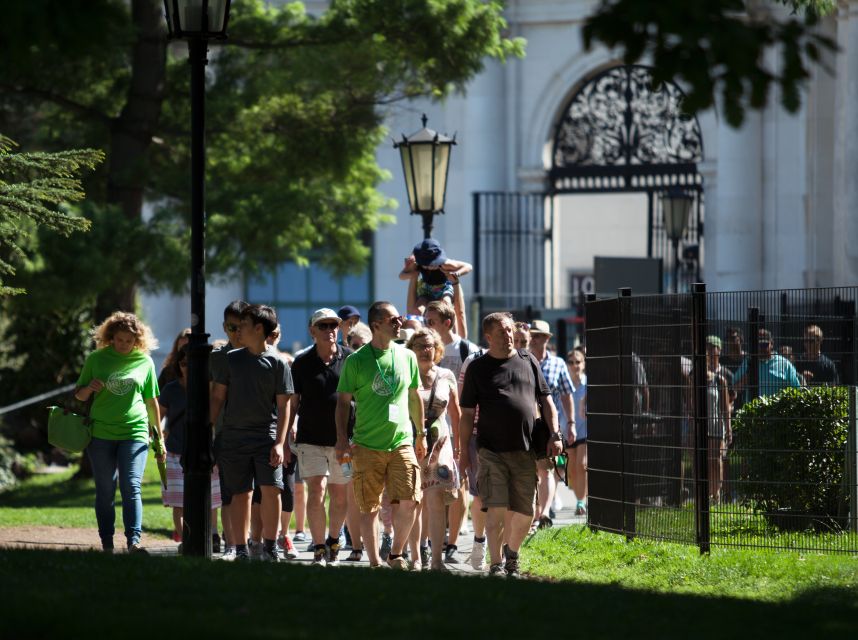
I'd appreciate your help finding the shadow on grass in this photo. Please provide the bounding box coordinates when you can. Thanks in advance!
[0,476,94,509]
[0,549,855,639]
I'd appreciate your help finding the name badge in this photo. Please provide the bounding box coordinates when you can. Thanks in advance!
[388,404,400,423]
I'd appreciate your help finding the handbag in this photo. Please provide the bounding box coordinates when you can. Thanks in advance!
[525,352,552,459]
[423,372,440,453]
[47,393,93,453]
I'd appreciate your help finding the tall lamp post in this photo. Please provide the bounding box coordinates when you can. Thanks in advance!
[164,0,231,557]
[662,189,693,294]
[394,114,456,238]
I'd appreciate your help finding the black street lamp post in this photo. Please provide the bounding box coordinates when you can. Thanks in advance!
[164,0,231,558]
[662,189,693,294]
[394,114,456,238]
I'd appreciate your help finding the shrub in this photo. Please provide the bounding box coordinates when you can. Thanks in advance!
[731,386,851,532]
[0,433,37,493]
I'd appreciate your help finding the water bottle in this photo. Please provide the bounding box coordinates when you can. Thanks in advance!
[340,452,353,479]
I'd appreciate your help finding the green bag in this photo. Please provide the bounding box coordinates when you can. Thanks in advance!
[47,403,93,453]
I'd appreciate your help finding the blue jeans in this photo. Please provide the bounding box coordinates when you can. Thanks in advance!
[87,437,149,548]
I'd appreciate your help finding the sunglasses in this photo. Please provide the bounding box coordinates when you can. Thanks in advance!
[315,321,339,331]
[224,323,239,333]
[387,316,404,325]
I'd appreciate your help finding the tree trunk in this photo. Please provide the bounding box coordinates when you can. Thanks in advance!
[96,0,167,320]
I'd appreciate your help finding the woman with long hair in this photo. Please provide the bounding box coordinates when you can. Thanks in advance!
[159,346,222,550]
[566,346,588,515]
[405,327,461,571]
[158,328,191,388]
[74,311,165,553]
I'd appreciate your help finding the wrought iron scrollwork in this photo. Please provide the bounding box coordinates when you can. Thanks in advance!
[553,65,703,172]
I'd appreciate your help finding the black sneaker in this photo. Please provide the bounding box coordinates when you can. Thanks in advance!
[502,543,510,561]
[212,533,221,554]
[379,532,393,561]
[444,544,460,564]
[312,546,326,566]
[488,563,506,577]
[235,547,250,561]
[260,546,280,563]
[326,542,340,567]
[504,557,520,578]
[420,545,430,567]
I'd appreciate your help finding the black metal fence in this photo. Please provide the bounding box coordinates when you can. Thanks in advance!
[585,285,858,553]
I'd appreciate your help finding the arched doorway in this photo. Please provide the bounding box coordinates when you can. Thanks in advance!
[551,64,704,294]
[473,65,705,334]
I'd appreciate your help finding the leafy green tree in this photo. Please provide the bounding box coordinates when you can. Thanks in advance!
[582,0,838,126]
[0,0,523,449]
[0,0,523,314]
[0,135,103,296]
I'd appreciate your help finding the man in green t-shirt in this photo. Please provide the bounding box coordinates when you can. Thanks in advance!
[336,301,425,569]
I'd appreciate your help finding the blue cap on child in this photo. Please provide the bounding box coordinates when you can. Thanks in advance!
[413,238,447,267]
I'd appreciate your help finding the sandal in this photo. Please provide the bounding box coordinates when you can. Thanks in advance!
[344,549,363,562]
[537,515,553,530]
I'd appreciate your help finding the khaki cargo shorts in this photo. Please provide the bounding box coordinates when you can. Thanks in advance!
[352,444,422,514]
[477,447,537,517]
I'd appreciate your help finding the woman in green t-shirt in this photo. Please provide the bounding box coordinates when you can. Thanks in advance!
[75,311,165,553]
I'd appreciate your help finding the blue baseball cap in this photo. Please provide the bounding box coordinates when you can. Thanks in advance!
[413,238,447,268]
[337,305,361,321]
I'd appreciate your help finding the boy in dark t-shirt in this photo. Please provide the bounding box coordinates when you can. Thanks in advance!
[211,305,293,562]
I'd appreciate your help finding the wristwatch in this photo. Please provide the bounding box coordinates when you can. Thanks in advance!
[550,432,563,442]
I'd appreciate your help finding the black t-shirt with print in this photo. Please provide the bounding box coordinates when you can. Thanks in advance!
[291,344,353,446]
[460,349,550,453]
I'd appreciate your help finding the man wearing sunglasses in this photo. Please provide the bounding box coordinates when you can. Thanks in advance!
[336,301,426,569]
[289,309,354,566]
[210,299,248,560]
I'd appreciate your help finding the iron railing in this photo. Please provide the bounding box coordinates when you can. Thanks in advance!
[586,285,858,553]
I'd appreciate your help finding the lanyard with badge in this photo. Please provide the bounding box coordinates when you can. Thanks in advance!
[372,346,400,422]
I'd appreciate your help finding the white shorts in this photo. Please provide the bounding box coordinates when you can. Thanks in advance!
[293,443,350,485]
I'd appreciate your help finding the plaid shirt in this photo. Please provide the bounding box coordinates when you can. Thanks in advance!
[539,352,574,424]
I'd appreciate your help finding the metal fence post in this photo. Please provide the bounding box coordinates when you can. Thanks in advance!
[618,287,635,540]
[748,307,760,402]
[849,388,858,535]
[691,283,710,553]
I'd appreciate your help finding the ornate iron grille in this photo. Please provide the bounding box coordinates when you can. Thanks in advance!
[551,64,704,193]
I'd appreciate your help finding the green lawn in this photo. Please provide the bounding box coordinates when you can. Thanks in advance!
[522,525,858,602]
[0,547,856,639]
[2,463,858,637]
[0,452,172,536]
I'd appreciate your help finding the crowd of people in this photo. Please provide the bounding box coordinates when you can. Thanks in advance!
[691,323,842,501]
[72,237,590,575]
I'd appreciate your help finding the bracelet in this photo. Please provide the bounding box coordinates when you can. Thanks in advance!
[550,432,563,442]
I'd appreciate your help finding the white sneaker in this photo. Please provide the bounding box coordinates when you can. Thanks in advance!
[221,546,236,561]
[552,494,564,512]
[469,539,486,570]
[249,540,264,560]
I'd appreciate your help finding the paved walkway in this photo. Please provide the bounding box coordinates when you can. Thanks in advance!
[2,485,586,567]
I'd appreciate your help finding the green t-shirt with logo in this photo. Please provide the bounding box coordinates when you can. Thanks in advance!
[337,343,418,451]
[76,346,160,442]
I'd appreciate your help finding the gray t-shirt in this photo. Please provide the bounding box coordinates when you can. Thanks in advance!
[440,336,481,382]
[214,347,294,439]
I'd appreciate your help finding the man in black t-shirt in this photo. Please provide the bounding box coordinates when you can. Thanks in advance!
[798,324,840,386]
[289,308,354,566]
[459,312,562,578]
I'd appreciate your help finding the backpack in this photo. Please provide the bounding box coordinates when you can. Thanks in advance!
[458,338,483,363]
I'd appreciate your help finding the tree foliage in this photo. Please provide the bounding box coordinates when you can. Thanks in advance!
[0,135,103,296]
[582,0,838,126]
[0,0,523,447]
